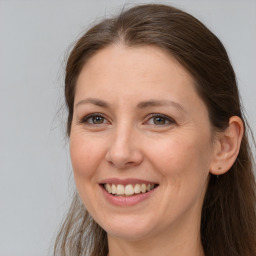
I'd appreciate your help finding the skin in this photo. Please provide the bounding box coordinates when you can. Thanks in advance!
[69,44,243,256]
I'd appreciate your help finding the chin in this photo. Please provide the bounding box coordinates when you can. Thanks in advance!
[98,215,157,241]
[106,227,153,241]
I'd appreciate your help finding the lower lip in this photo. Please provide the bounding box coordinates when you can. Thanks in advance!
[100,185,157,207]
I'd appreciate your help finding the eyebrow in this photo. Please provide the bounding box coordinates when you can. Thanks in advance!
[75,97,185,112]
[75,98,109,108]
[137,99,185,112]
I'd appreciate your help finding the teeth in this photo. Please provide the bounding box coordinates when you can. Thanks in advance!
[125,184,134,195]
[104,183,156,196]
[134,184,141,194]
[106,183,112,193]
[112,184,117,194]
[116,184,125,195]
[141,184,146,193]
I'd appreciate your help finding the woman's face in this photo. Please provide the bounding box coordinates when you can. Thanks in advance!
[70,45,216,241]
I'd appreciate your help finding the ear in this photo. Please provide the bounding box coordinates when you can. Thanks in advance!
[210,116,244,176]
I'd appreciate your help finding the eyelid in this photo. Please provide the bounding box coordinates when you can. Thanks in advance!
[144,113,176,125]
[77,112,176,127]
[78,112,110,125]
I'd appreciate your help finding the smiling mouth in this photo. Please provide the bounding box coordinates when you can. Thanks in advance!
[101,183,159,197]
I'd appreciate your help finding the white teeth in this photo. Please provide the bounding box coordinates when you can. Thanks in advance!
[111,184,117,194]
[134,184,141,194]
[106,184,112,193]
[104,183,156,196]
[116,184,125,195]
[141,184,146,193]
[125,184,134,195]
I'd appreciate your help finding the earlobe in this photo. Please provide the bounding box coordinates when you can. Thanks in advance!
[210,116,244,176]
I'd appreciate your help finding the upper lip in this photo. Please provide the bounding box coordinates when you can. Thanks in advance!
[99,178,158,186]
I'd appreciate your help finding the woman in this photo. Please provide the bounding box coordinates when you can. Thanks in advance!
[54,4,256,256]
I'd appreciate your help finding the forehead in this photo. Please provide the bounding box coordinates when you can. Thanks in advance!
[74,44,211,130]
[76,44,196,98]
[76,45,205,113]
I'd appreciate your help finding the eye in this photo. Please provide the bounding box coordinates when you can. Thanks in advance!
[88,116,105,124]
[146,114,175,126]
[80,113,109,125]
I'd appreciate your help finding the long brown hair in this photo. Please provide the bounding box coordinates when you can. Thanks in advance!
[54,4,256,256]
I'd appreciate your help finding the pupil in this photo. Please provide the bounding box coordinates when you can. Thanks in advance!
[93,116,103,124]
[154,117,165,125]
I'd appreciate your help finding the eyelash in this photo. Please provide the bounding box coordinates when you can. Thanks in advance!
[79,113,109,125]
[79,113,176,127]
[145,113,176,126]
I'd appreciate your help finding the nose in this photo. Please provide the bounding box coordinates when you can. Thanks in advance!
[105,124,143,169]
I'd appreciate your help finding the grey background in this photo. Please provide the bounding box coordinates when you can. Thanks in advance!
[0,0,255,255]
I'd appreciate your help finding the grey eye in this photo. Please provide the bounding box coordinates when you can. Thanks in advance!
[147,114,174,126]
[81,114,108,125]
[88,116,105,124]
[152,116,168,125]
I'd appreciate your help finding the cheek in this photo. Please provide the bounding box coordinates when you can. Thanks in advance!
[69,133,104,182]
[69,134,106,212]
[152,135,212,215]
[147,133,212,186]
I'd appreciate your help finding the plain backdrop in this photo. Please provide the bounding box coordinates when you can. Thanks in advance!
[0,0,255,255]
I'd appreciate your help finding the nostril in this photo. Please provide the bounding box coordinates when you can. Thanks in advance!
[105,140,143,168]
